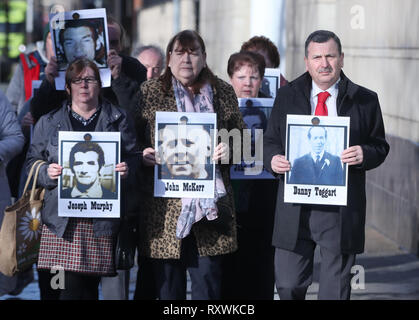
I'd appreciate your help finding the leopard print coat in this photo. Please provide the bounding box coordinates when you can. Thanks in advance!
[135,77,244,259]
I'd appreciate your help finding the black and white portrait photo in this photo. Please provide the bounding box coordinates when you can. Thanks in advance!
[231,98,275,179]
[284,115,350,206]
[259,68,281,99]
[58,131,121,218]
[288,126,344,186]
[157,123,213,180]
[154,112,216,198]
[51,10,108,71]
[49,8,111,90]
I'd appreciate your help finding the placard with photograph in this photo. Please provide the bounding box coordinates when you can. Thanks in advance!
[231,98,275,179]
[284,115,350,206]
[154,112,217,198]
[58,131,120,218]
[49,8,111,90]
[260,68,281,99]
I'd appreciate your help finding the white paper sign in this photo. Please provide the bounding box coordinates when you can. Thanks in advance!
[231,98,275,180]
[58,131,121,218]
[261,68,281,99]
[154,112,217,198]
[49,8,111,90]
[284,115,350,206]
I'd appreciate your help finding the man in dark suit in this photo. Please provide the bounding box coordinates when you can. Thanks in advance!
[263,30,389,300]
[289,126,344,185]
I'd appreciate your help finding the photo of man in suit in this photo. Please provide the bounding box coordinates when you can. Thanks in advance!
[289,126,344,185]
[263,30,389,300]
[61,141,116,199]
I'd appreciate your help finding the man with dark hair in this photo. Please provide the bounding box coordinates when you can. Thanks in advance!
[57,19,106,69]
[289,126,344,185]
[62,141,116,199]
[242,107,267,156]
[264,30,389,300]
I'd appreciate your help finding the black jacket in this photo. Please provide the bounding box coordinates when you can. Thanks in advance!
[30,54,146,121]
[263,71,389,254]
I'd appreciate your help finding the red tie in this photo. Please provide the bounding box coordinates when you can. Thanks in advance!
[315,91,330,116]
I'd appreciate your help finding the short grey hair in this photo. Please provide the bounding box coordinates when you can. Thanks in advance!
[132,44,165,65]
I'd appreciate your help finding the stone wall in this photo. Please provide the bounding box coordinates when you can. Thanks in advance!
[136,0,196,54]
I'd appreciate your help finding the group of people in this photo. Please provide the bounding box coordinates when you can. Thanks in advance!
[0,10,389,301]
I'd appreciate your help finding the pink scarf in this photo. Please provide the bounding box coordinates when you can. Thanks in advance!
[172,77,226,239]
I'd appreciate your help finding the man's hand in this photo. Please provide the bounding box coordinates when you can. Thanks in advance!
[47,163,62,180]
[115,162,129,179]
[341,145,363,166]
[45,56,58,84]
[108,49,122,79]
[271,154,291,174]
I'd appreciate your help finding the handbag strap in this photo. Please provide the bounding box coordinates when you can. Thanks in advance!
[30,160,46,201]
[22,159,45,195]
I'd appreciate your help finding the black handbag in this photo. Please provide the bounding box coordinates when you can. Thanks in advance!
[115,215,138,270]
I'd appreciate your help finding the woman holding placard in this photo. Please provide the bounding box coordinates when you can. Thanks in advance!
[135,30,243,300]
[223,51,278,300]
[26,58,137,300]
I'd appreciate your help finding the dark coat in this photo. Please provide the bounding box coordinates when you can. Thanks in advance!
[263,71,389,254]
[30,54,146,121]
[289,151,344,186]
[26,99,138,238]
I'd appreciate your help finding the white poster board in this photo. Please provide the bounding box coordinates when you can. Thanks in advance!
[260,68,281,99]
[58,131,120,218]
[49,8,111,90]
[154,112,217,198]
[284,115,350,206]
[231,98,275,179]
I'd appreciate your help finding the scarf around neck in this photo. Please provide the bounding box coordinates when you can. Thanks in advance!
[171,77,226,239]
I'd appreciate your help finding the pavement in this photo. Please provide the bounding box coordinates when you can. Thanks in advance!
[1,225,418,300]
[307,225,419,300]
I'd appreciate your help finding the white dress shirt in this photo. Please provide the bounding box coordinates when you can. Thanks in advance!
[310,79,340,116]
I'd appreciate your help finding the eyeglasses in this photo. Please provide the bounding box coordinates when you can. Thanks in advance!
[71,77,98,85]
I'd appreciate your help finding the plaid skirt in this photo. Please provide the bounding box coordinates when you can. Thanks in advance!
[37,218,115,276]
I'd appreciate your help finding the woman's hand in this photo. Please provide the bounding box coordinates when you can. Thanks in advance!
[47,163,62,180]
[115,162,129,179]
[212,142,229,163]
[143,147,158,166]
